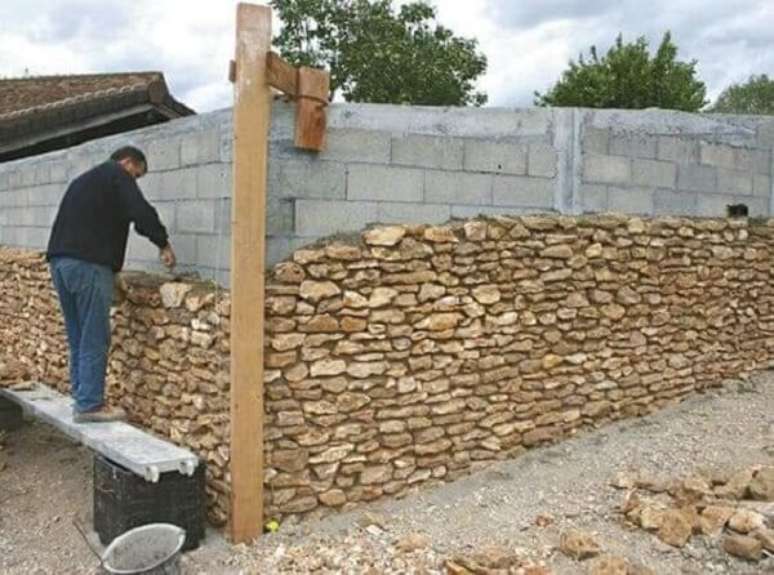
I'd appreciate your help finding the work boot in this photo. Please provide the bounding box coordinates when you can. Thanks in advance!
[73,406,127,423]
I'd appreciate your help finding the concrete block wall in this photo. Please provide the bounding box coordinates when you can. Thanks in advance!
[578,109,774,217]
[273,104,562,247]
[2,102,774,285]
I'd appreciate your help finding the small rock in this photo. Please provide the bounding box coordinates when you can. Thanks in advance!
[639,506,665,531]
[600,304,626,321]
[715,469,754,500]
[299,280,341,303]
[754,528,774,552]
[620,490,641,515]
[558,529,601,560]
[463,221,487,241]
[469,545,521,569]
[698,505,735,537]
[535,513,554,528]
[657,508,694,547]
[445,560,473,575]
[722,533,762,561]
[273,261,306,282]
[636,476,671,493]
[359,463,392,484]
[357,511,387,530]
[368,287,398,308]
[728,509,765,534]
[749,467,774,501]
[293,248,325,264]
[541,245,573,259]
[627,563,657,575]
[395,533,430,553]
[589,554,629,575]
[364,226,406,246]
[310,358,347,377]
[424,226,458,243]
[318,490,347,507]
[673,476,712,505]
[415,312,463,331]
[472,285,501,305]
[611,472,637,490]
[522,567,553,575]
[159,282,192,308]
[324,242,361,260]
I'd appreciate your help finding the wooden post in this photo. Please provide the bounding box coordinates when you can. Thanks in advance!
[230,2,270,543]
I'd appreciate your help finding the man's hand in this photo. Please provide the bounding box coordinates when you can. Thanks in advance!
[160,244,177,269]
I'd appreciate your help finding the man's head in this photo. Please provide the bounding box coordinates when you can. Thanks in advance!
[110,146,147,179]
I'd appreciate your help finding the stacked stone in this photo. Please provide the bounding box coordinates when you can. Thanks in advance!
[0,248,232,525]
[0,249,68,386]
[110,273,232,525]
[262,214,774,520]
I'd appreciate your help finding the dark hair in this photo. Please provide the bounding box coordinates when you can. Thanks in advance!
[110,146,147,170]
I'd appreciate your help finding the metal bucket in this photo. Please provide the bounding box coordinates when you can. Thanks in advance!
[101,524,186,575]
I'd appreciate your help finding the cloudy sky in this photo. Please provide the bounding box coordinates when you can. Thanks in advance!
[0,0,772,113]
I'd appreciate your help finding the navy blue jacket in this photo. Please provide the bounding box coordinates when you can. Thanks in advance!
[46,161,168,272]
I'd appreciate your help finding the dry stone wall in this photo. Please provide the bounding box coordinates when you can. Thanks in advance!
[261,213,774,520]
[3,212,774,526]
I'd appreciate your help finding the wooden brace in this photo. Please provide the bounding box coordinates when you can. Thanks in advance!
[229,53,330,151]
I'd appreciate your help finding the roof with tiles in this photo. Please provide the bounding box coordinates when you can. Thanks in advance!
[0,72,195,161]
[1,72,157,114]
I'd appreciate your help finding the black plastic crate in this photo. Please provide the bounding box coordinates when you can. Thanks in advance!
[0,398,23,431]
[93,454,206,551]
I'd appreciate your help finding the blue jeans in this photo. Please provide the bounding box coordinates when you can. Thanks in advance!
[49,257,114,413]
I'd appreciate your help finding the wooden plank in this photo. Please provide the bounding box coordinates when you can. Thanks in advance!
[0,383,199,482]
[295,66,330,151]
[230,1,270,543]
[266,52,298,96]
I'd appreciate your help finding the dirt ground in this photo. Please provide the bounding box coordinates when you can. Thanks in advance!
[2,372,774,574]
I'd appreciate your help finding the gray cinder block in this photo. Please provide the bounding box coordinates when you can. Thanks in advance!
[347,165,424,203]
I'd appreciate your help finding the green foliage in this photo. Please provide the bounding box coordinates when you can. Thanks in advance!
[535,32,707,112]
[710,75,774,115]
[270,0,487,106]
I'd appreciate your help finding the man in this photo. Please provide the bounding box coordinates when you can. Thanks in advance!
[46,146,176,423]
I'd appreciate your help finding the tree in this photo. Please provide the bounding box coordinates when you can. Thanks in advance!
[710,75,774,115]
[270,0,487,106]
[535,32,707,112]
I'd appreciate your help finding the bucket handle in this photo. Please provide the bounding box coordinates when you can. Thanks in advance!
[72,517,106,569]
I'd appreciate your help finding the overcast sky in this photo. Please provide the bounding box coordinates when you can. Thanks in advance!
[1,0,772,113]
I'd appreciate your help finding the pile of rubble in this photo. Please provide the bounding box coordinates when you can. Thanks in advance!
[616,466,774,563]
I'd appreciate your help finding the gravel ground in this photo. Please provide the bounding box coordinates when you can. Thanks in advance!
[2,372,774,574]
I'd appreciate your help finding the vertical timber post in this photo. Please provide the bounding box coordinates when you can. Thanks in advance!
[230,2,270,543]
